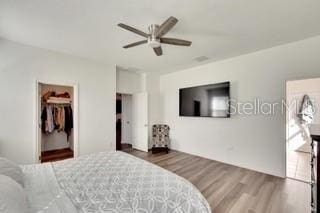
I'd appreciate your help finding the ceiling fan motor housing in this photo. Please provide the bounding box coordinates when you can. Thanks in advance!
[148,24,161,48]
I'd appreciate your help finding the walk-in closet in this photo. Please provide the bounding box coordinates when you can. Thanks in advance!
[39,83,74,162]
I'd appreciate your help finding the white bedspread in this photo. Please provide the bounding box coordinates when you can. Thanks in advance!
[22,152,211,213]
[21,163,78,213]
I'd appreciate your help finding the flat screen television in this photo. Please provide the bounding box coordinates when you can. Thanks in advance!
[179,82,230,118]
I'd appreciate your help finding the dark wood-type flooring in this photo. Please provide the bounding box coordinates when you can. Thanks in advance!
[41,148,73,163]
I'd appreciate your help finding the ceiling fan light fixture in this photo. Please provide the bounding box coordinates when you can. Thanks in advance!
[147,37,161,48]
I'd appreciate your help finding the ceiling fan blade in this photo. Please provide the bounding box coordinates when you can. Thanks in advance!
[123,40,148,48]
[155,16,178,38]
[160,38,192,46]
[153,47,163,56]
[118,23,149,38]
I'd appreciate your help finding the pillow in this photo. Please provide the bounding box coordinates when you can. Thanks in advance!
[0,157,24,186]
[0,175,29,213]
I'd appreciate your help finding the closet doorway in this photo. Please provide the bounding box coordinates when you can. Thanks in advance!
[35,81,78,163]
[116,93,133,152]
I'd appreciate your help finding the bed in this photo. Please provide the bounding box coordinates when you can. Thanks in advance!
[21,151,211,212]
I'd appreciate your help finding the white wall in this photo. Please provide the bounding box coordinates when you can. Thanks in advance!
[116,68,143,94]
[286,78,320,152]
[0,39,116,164]
[145,73,162,148]
[121,94,132,144]
[160,36,320,177]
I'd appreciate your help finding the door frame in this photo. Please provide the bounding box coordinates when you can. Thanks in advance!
[34,80,79,163]
[116,92,148,152]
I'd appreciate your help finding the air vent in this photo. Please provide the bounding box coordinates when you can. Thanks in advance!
[194,56,209,62]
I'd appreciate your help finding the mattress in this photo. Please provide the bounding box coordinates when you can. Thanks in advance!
[22,151,211,213]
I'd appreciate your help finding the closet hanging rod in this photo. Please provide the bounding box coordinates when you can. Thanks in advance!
[43,102,72,106]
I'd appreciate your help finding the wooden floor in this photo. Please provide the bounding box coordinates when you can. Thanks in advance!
[126,149,310,213]
[41,148,73,163]
[120,143,133,152]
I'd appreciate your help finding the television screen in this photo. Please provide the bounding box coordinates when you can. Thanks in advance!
[179,82,230,117]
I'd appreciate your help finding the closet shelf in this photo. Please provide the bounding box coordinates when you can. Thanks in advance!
[46,98,72,105]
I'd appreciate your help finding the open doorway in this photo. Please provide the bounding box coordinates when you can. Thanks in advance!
[116,93,133,152]
[286,78,320,182]
[36,82,78,163]
[116,92,148,152]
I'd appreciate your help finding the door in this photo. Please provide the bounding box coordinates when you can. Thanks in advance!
[132,92,148,152]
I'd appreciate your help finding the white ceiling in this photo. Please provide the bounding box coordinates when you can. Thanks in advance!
[1,0,320,73]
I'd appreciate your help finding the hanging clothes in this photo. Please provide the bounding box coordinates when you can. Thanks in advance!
[41,106,47,133]
[41,104,73,141]
[41,105,55,133]
[46,105,55,133]
[64,106,73,141]
[57,106,65,132]
[53,107,59,129]
[52,106,64,131]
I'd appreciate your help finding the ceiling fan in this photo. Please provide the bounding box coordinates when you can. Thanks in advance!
[118,16,192,56]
